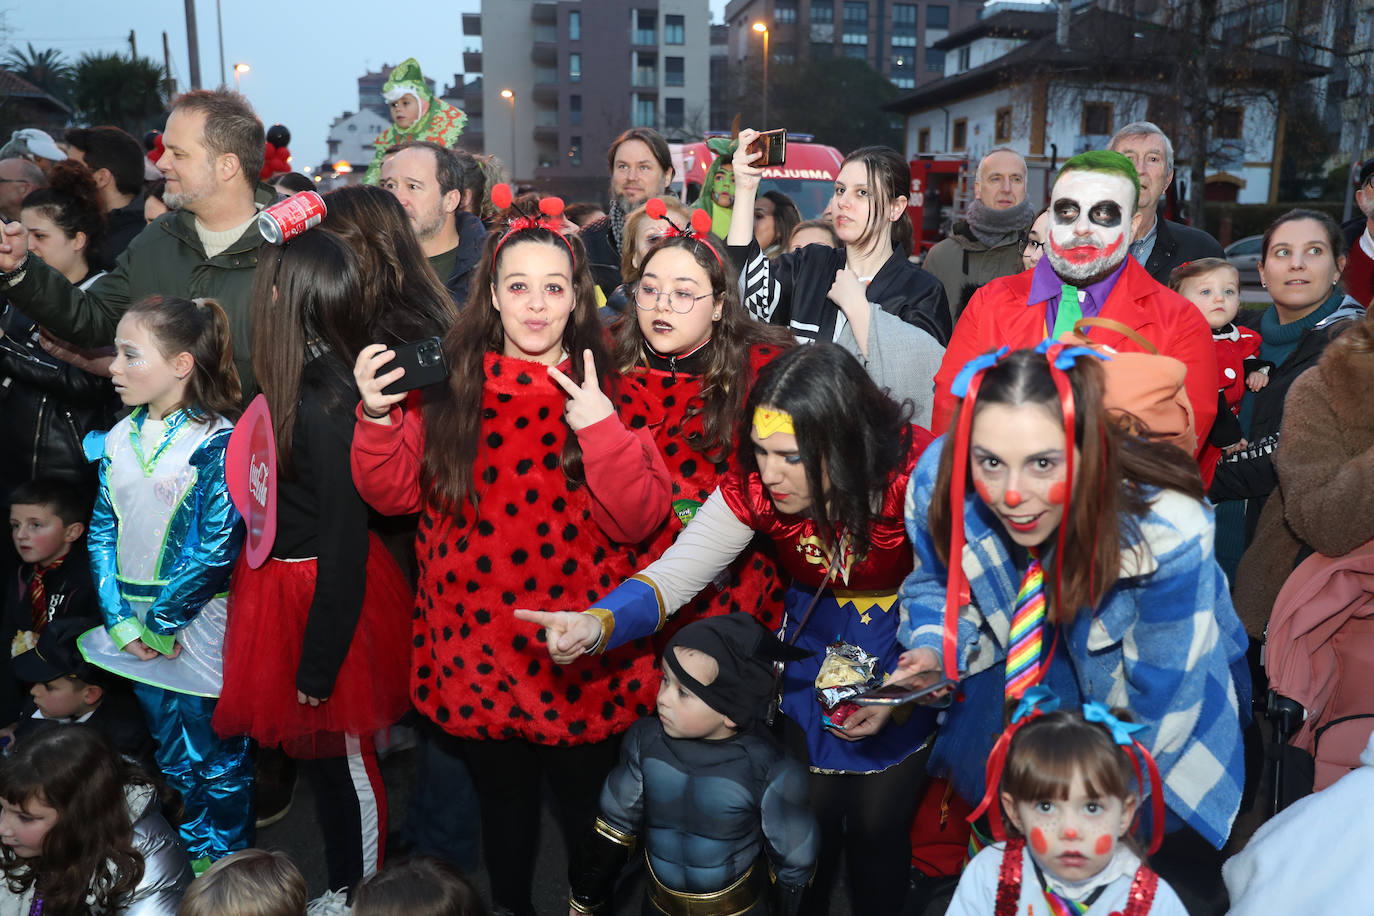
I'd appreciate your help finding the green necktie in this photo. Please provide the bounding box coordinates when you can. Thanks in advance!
[1051,283,1082,339]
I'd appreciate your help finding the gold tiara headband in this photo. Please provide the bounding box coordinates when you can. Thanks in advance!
[752,407,794,439]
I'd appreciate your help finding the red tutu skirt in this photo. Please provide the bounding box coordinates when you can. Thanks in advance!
[214,534,413,758]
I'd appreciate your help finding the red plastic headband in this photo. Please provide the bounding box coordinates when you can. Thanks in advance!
[644,199,723,270]
[491,183,575,265]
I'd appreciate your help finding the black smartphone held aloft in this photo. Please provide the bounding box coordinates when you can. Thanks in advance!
[747,128,788,167]
[852,672,956,707]
[380,336,447,396]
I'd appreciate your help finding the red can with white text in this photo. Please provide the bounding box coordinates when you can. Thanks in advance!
[258,191,327,244]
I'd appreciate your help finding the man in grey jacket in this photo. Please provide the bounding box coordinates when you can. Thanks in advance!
[923,147,1035,322]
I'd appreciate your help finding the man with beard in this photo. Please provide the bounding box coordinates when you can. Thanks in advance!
[0,88,271,390]
[1343,158,1374,308]
[381,141,487,307]
[1107,122,1223,284]
[923,147,1036,322]
[580,127,675,296]
[930,150,1217,453]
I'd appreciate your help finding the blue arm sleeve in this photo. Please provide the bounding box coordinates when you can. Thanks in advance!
[143,431,244,637]
[84,431,139,641]
[897,444,979,667]
[761,754,819,890]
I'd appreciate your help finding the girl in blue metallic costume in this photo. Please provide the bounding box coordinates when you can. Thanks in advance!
[77,295,251,873]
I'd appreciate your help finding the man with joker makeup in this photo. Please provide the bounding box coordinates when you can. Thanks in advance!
[931,150,1217,457]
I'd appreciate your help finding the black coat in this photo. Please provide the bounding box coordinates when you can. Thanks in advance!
[1142,218,1225,286]
[731,240,952,346]
[580,215,622,297]
[1210,297,1365,540]
[0,301,118,498]
[441,210,488,309]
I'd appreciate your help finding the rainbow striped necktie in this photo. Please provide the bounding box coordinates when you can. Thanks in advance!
[1005,550,1046,699]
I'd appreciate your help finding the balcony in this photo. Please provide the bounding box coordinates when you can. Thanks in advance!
[462,13,481,36]
[531,41,558,64]
[464,91,482,114]
[532,83,560,103]
[531,0,557,22]
[632,68,658,89]
[632,29,657,48]
[534,124,560,141]
[463,49,483,72]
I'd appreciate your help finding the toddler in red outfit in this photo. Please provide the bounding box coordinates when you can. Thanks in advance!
[1170,259,1271,471]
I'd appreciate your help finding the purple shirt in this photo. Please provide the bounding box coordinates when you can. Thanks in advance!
[1029,256,1129,335]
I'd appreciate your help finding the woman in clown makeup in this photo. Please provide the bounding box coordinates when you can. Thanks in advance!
[519,343,939,915]
[895,345,1250,913]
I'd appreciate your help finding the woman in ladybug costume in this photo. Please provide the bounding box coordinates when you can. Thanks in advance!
[350,187,670,916]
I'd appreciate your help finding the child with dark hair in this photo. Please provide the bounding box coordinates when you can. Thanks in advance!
[0,725,193,914]
[77,295,251,872]
[351,856,487,916]
[947,691,1187,915]
[568,614,818,915]
[11,617,157,770]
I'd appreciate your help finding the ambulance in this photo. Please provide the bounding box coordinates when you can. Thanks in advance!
[670,133,844,220]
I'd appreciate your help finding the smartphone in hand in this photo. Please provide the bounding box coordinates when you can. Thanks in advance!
[747,128,788,167]
[380,336,447,395]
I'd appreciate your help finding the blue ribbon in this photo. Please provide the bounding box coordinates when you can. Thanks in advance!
[1010,685,1060,724]
[950,346,1009,398]
[1083,701,1146,746]
[1034,339,1111,369]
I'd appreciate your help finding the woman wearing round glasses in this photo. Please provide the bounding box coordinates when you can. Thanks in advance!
[609,218,796,638]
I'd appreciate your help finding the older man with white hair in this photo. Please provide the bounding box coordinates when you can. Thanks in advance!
[1107,121,1224,284]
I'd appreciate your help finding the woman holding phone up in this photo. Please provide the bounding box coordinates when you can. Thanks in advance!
[727,129,950,423]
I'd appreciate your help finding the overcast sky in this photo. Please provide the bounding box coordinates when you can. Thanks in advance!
[1,0,731,169]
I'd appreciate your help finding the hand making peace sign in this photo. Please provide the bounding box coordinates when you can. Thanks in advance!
[547,349,614,431]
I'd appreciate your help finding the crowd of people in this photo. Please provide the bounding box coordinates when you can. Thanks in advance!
[0,52,1371,916]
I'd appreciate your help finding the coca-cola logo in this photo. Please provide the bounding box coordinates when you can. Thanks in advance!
[226,394,278,569]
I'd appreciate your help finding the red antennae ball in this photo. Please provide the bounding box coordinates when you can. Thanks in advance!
[645,198,667,220]
[491,183,513,210]
[539,196,566,218]
[689,209,714,236]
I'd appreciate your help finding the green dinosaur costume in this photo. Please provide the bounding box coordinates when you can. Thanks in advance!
[690,135,740,239]
[363,58,467,185]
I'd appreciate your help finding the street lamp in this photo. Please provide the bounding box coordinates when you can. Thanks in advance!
[752,22,769,128]
[500,88,516,184]
[233,62,250,92]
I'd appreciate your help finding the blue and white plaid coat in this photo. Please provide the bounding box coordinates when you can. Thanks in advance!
[898,440,1251,850]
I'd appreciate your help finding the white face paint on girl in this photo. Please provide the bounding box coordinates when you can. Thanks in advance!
[109,315,193,420]
[1045,170,1137,284]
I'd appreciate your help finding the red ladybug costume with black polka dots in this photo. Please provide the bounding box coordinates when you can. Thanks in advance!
[351,352,671,746]
[629,342,788,640]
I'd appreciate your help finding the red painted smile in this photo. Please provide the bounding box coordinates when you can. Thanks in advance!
[1049,234,1124,265]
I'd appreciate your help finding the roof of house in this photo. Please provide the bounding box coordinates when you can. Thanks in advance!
[0,69,71,114]
[931,8,1057,51]
[887,6,1328,114]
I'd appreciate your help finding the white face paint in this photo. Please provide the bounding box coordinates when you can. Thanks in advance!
[1045,171,1136,284]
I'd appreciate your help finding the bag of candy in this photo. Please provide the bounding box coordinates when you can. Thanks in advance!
[814,640,880,728]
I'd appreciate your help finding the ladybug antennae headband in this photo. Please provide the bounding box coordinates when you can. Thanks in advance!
[644,198,723,270]
[490,183,574,265]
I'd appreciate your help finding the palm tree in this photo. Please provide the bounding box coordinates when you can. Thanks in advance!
[71,52,167,136]
[2,43,74,105]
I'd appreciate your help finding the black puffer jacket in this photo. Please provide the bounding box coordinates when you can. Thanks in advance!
[0,299,120,497]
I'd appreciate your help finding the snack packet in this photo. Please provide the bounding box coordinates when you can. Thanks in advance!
[814,640,879,728]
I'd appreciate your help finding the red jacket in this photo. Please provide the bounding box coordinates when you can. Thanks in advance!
[932,257,1218,459]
